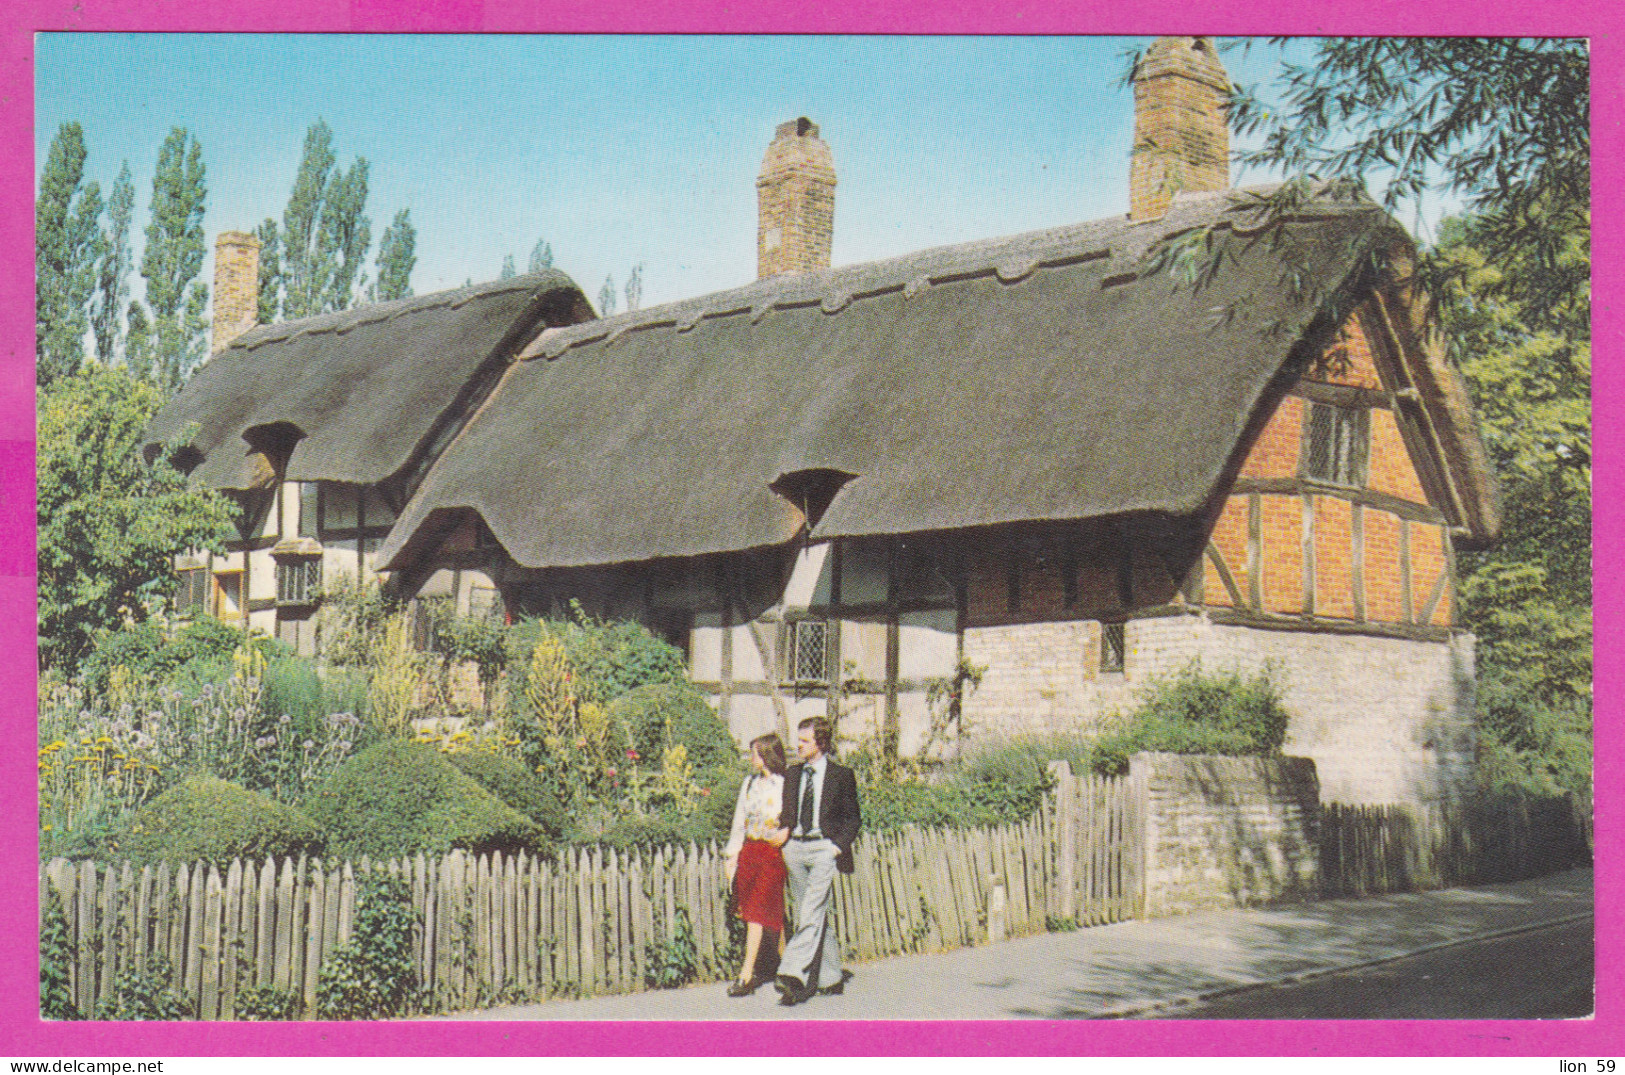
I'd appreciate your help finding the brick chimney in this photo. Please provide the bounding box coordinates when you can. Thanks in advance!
[212,230,261,353]
[1129,36,1231,221]
[757,117,836,279]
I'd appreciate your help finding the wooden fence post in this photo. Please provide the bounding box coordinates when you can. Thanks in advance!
[1047,761,1076,924]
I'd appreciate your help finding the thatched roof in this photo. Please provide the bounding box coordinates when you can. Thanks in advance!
[144,270,593,491]
[379,186,1495,573]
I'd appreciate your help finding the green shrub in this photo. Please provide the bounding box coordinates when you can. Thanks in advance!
[126,776,324,865]
[610,682,739,770]
[92,955,189,1020]
[643,907,698,990]
[445,750,569,838]
[40,890,79,1020]
[1088,662,1291,775]
[233,983,300,1020]
[81,617,286,695]
[305,740,541,859]
[315,874,417,1019]
[510,610,686,706]
[595,811,724,852]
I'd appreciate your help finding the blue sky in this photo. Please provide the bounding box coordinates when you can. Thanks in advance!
[37,34,1348,314]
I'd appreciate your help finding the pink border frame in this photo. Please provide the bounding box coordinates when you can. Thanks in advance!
[3,1,1618,1056]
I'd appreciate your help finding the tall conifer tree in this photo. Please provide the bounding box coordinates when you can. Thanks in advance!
[134,127,208,392]
[35,122,104,385]
[92,162,135,365]
[374,208,416,302]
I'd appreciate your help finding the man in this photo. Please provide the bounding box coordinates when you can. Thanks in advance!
[774,715,861,1006]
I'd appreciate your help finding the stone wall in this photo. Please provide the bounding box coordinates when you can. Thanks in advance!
[1132,752,1321,916]
[962,612,1476,804]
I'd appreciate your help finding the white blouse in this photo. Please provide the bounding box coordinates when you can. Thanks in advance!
[723,772,785,858]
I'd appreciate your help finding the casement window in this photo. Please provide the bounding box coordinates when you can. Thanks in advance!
[786,618,831,683]
[412,596,453,653]
[1303,402,1370,488]
[1099,621,1126,675]
[175,567,210,615]
[213,570,246,622]
[275,558,322,605]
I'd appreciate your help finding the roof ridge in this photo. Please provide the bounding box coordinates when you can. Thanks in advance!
[524,183,1350,362]
[231,269,577,352]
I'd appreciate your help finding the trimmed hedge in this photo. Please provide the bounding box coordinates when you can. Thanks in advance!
[610,682,739,770]
[126,776,324,865]
[445,750,569,839]
[305,740,541,858]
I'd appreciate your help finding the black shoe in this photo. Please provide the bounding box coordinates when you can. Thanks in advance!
[727,976,764,997]
[776,975,812,1006]
[817,970,854,996]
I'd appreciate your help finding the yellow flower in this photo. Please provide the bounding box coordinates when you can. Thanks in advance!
[42,825,52,832]
[95,736,113,745]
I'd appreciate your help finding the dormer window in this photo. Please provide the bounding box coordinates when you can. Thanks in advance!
[1303,402,1369,488]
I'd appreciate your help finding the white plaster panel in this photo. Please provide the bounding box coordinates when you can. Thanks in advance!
[690,615,724,681]
[725,695,781,747]
[418,568,456,599]
[840,618,887,681]
[782,542,833,608]
[730,623,769,682]
[898,609,958,679]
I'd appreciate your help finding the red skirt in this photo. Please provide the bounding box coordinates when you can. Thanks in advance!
[734,838,786,932]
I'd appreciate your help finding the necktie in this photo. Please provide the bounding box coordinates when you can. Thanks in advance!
[800,768,816,834]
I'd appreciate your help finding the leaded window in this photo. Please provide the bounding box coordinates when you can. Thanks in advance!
[1303,402,1370,488]
[789,619,830,683]
[276,558,322,605]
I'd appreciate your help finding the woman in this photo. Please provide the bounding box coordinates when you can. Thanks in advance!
[723,732,789,996]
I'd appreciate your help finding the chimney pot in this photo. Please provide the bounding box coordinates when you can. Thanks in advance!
[757,117,836,279]
[1129,35,1232,221]
[212,230,261,353]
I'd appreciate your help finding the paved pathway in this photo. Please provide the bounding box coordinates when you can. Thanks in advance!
[442,868,1592,1021]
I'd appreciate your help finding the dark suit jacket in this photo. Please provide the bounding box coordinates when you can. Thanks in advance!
[779,757,862,874]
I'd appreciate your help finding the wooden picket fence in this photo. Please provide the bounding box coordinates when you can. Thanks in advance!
[1319,791,1593,898]
[1044,763,1145,926]
[40,774,1143,1021]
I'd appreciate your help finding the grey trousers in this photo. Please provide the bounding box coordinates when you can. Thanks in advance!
[781,838,843,990]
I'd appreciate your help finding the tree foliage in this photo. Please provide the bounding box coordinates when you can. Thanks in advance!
[527,236,553,272]
[132,127,209,392]
[1226,37,1587,320]
[37,365,236,672]
[92,162,135,365]
[255,216,282,324]
[279,120,373,319]
[374,208,416,302]
[36,122,104,386]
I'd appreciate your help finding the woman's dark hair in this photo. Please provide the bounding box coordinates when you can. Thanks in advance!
[796,716,834,754]
[750,732,787,775]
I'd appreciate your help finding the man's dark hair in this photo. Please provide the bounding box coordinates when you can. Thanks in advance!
[797,716,834,754]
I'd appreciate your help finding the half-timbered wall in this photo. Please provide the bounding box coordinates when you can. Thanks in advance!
[175,480,401,657]
[1202,305,1456,631]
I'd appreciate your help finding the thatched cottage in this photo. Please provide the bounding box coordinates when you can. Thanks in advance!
[147,37,1498,804]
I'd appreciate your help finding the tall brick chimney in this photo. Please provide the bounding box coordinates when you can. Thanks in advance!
[757,117,836,279]
[212,230,261,354]
[1129,36,1231,221]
